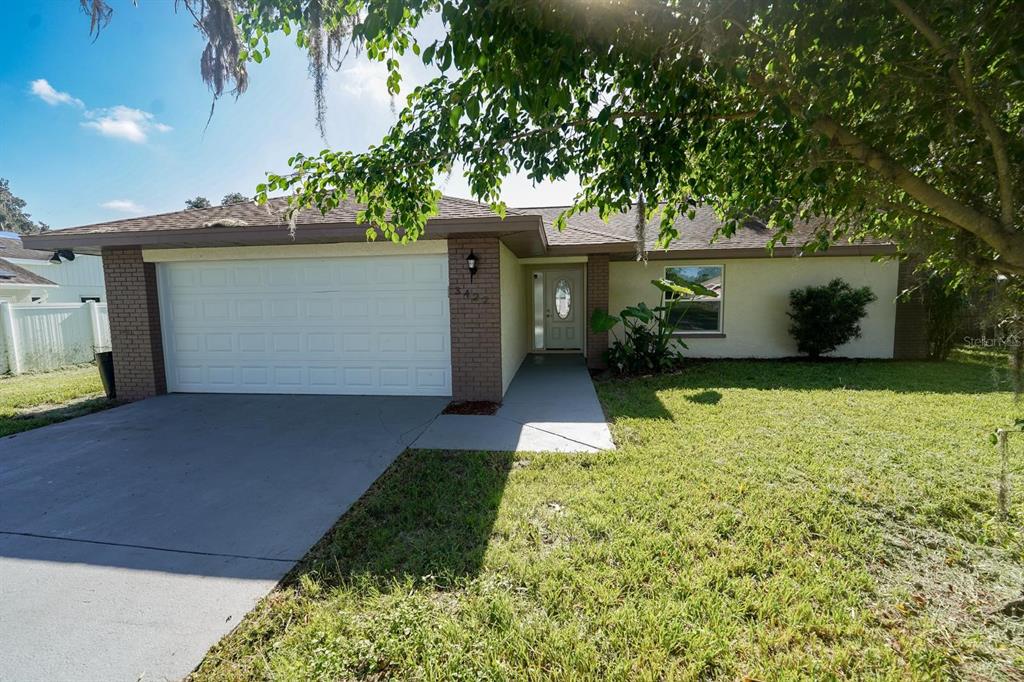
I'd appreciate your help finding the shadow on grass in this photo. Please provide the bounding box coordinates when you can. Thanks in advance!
[686,390,722,405]
[595,357,1009,421]
[286,449,514,589]
[0,396,111,438]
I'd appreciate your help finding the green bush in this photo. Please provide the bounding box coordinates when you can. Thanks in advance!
[921,271,969,360]
[591,273,717,374]
[788,279,876,358]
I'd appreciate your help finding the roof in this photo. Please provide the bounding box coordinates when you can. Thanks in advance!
[23,194,893,258]
[48,196,527,236]
[0,257,57,287]
[529,204,890,253]
[0,236,53,262]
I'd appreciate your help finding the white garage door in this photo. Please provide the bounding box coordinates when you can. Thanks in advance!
[157,255,451,396]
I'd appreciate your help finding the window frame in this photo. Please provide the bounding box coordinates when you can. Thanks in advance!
[662,264,725,335]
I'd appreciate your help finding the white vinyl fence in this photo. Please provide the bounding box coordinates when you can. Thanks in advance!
[0,301,111,375]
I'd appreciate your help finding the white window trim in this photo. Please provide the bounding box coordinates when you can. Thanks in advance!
[663,264,725,335]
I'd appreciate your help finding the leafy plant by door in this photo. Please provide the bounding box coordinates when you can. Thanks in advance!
[591,273,718,374]
[788,279,877,358]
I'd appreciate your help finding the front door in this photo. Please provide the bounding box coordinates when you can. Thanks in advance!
[543,269,584,350]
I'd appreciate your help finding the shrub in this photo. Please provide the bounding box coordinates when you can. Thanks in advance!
[788,279,876,358]
[921,271,967,361]
[591,274,717,374]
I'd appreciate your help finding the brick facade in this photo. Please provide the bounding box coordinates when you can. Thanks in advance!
[893,257,929,360]
[586,254,610,369]
[102,247,166,400]
[448,236,503,402]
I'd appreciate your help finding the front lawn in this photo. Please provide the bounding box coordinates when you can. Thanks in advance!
[195,357,1024,680]
[0,365,108,438]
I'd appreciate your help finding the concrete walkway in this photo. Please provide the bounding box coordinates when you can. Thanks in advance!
[0,393,446,682]
[413,354,615,453]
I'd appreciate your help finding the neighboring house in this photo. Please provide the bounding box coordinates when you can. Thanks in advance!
[0,233,106,303]
[24,197,925,403]
[0,256,57,303]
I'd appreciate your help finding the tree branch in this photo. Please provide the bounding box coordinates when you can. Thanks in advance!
[808,114,1019,256]
[877,199,963,233]
[890,0,1015,229]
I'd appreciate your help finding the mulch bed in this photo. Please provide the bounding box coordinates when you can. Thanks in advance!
[442,400,500,416]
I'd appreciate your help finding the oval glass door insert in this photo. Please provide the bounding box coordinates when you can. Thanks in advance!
[554,278,572,319]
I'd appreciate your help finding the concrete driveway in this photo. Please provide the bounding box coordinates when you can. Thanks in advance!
[0,393,446,681]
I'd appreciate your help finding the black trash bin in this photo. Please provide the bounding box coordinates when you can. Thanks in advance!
[95,350,116,400]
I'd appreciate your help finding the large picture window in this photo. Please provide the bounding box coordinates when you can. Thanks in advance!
[663,265,724,333]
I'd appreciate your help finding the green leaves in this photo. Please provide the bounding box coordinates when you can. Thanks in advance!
[621,303,655,323]
[590,308,620,333]
[449,105,463,130]
[594,278,703,374]
[199,0,1024,287]
[652,274,718,300]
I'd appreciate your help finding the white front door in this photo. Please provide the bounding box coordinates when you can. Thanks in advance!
[543,269,583,350]
[157,255,452,396]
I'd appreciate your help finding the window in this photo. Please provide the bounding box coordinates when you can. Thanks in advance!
[554,278,572,319]
[663,265,723,333]
[532,273,545,349]
[81,297,101,303]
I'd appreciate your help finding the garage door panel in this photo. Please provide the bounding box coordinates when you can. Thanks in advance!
[240,366,268,386]
[166,365,455,395]
[159,256,451,396]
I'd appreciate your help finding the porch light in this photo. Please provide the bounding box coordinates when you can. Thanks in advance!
[49,252,61,264]
[49,249,76,264]
[466,250,479,281]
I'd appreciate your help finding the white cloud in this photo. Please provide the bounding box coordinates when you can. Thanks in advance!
[29,79,84,108]
[100,199,145,214]
[338,61,395,106]
[82,106,172,144]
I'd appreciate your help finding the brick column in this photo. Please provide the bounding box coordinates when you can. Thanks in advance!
[586,254,610,369]
[448,237,502,402]
[893,257,929,360]
[102,247,167,400]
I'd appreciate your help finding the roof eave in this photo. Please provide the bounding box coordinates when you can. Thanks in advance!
[546,242,897,259]
[0,281,58,288]
[23,214,548,256]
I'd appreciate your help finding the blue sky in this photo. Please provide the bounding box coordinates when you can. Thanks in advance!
[0,2,578,230]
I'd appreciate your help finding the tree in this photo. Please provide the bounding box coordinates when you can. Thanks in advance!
[0,178,48,235]
[221,192,250,205]
[185,196,212,209]
[82,1,1023,285]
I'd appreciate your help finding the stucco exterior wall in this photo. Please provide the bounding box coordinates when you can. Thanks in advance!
[609,255,899,358]
[500,242,528,394]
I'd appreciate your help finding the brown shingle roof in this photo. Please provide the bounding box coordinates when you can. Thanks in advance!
[0,236,53,261]
[0,257,56,287]
[531,204,890,251]
[52,195,526,236]
[35,194,891,254]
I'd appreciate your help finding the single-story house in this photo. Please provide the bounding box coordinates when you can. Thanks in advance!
[0,233,107,303]
[0,255,58,303]
[23,197,926,403]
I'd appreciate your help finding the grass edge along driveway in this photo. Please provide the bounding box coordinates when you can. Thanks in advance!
[0,365,108,438]
[193,354,1024,680]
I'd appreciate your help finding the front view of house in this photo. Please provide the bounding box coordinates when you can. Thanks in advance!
[24,197,925,403]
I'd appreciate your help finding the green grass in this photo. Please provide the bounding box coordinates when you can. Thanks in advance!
[194,359,1024,680]
[0,365,108,437]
